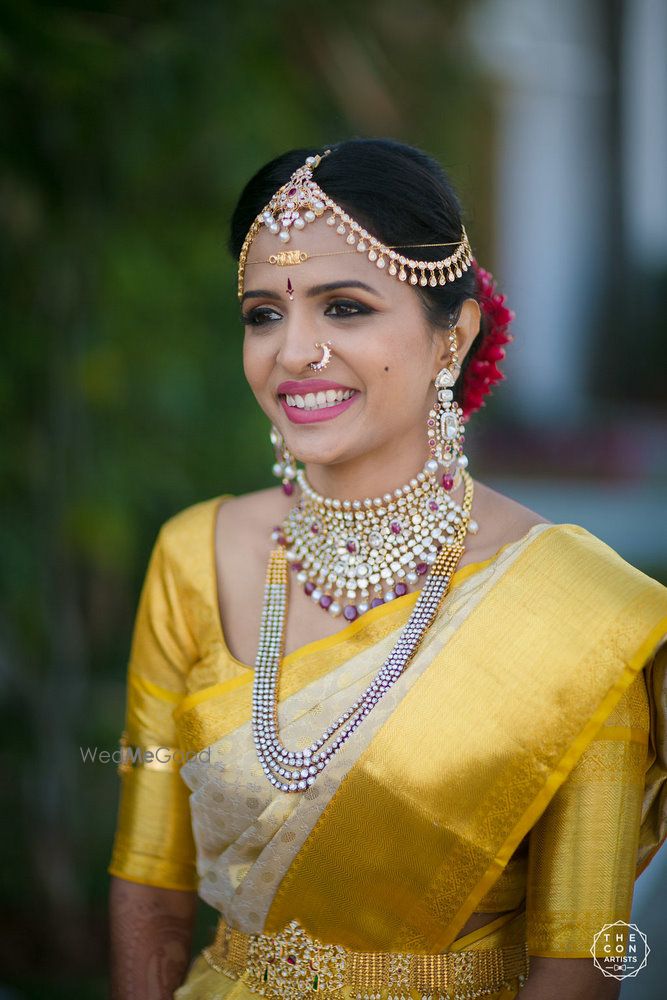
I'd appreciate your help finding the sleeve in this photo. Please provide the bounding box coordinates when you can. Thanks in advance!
[526,668,651,958]
[108,525,199,891]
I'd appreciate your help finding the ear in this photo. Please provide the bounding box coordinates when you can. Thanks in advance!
[433,298,481,374]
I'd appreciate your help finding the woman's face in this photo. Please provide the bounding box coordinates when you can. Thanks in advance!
[241,217,480,474]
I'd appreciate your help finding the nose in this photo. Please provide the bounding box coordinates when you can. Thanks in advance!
[274,308,323,374]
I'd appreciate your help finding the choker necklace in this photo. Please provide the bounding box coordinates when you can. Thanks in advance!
[254,470,475,792]
[272,462,478,623]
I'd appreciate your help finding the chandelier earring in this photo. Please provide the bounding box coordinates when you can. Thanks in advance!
[270,424,298,496]
[426,323,471,498]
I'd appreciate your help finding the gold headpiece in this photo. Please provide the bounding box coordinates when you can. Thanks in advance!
[237,150,473,299]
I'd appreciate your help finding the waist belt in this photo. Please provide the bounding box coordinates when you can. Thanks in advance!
[203,916,530,1000]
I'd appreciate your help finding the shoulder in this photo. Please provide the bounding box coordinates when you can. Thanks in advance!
[214,485,294,568]
[150,487,291,582]
[154,494,231,575]
[216,485,293,533]
[465,477,553,564]
[473,479,667,605]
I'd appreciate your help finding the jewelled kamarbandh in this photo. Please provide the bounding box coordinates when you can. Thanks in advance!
[237,150,473,299]
[203,915,530,998]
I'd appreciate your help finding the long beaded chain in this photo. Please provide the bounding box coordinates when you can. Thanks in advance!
[252,470,474,793]
[272,462,478,624]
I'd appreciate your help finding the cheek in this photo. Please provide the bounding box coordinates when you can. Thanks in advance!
[370,325,431,393]
[242,335,273,394]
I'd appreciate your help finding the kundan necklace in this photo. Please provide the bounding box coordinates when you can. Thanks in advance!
[253,468,475,793]
[271,462,479,623]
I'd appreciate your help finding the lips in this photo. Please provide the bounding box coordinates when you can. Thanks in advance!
[278,389,359,424]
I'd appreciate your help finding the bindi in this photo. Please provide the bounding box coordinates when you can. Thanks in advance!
[286,277,294,300]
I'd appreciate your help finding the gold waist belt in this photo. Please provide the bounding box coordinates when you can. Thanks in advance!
[203,916,530,1000]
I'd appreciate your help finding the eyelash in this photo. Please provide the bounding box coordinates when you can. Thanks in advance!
[241,299,374,326]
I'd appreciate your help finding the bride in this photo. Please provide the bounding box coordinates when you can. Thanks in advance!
[109,138,667,1000]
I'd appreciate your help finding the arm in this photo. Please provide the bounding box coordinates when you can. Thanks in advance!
[108,527,201,995]
[109,876,197,999]
[523,670,650,998]
[518,956,620,999]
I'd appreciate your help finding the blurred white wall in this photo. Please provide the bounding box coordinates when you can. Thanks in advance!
[621,0,667,271]
[466,0,666,425]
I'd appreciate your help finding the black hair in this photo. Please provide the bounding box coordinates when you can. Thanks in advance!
[229,138,485,405]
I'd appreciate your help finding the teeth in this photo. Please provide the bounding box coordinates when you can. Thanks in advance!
[284,389,355,411]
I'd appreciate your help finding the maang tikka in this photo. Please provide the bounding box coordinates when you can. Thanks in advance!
[426,323,468,492]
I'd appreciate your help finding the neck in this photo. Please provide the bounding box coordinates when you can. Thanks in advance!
[302,432,463,503]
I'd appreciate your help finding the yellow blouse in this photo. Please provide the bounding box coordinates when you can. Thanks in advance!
[108,495,658,960]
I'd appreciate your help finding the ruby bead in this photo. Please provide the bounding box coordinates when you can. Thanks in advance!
[343,605,358,621]
[416,562,428,575]
[370,597,384,608]
[441,474,454,490]
[394,582,408,597]
[282,482,294,496]
[291,561,303,571]
[304,582,315,595]
[390,521,401,534]
[428,500,439,511]
[277,535,287,546]
[319,594,333,609]
[346,540,357,553]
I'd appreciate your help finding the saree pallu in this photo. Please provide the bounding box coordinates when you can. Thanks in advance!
[108,497,667,999]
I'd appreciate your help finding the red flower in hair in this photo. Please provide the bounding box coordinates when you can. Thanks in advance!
[460,261,515,421]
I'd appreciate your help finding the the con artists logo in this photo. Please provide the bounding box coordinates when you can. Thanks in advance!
[591,921,649,980]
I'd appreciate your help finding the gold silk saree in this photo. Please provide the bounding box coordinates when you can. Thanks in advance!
[109,496,667,999]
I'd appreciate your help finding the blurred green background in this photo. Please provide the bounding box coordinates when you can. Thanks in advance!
[1,1,665,997]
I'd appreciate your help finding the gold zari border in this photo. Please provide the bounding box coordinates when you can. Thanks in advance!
[202,917,529,999]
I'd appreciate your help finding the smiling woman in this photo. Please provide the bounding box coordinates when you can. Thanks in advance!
[108,139,667,1000]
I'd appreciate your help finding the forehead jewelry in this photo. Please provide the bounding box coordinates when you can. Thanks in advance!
[237,150,473,299]
[308,340,332,371]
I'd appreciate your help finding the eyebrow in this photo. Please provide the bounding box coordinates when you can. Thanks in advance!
[241,279,383,303]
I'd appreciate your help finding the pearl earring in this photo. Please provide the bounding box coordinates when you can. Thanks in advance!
[270,425,297,496]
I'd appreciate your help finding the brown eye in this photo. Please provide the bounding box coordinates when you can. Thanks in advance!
[325,300,373,318]
[242,306,282,326]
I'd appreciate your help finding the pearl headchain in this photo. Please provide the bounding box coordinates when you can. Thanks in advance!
[237,150,473,299]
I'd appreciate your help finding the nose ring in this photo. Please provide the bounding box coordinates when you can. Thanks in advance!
[308,341,333,372]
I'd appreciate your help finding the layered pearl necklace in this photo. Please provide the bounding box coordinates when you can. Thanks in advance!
[253,469,475,793]
[272,462,478,623]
